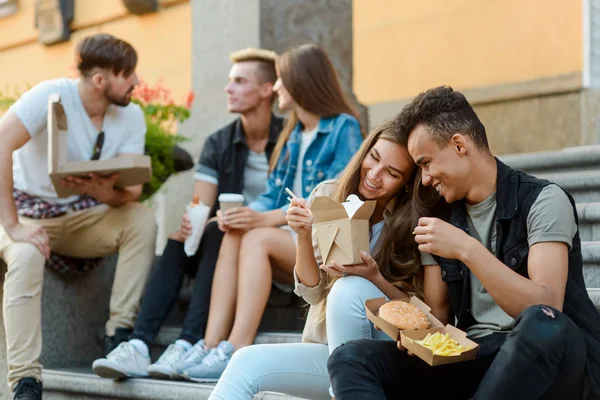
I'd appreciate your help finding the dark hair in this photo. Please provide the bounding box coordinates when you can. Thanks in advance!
[269,44,363,171]
[76,34,138,77]
[315,120,446,322]
[395,85,489,151]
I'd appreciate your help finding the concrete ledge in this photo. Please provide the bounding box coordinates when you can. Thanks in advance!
[155,328,302,348]
[40,256,118,369]
[500,145,600,174]
[44,369,213,399]
[577,203,600,222]
[533,170,600,202]
[43,369,306,400]
[368,73,583,128]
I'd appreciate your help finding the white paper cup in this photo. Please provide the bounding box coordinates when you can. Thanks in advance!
[219,193,244,212]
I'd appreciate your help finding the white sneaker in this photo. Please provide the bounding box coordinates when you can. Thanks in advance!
[147,343,188,379]
[92,342,150,379]
[176,339,209,374]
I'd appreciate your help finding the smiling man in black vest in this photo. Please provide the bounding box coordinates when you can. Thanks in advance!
[327,86,600,400]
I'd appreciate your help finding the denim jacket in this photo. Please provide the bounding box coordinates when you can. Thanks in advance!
[249,113,362,214]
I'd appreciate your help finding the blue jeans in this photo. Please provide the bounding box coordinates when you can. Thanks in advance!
[328,305,587,400]
[208,276,391,400]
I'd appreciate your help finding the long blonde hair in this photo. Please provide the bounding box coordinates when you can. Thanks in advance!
[315,120,443,323]
[269,44,363,171]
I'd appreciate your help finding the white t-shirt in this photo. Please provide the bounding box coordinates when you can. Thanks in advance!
[8,78,146,204]
[292,126,318,197]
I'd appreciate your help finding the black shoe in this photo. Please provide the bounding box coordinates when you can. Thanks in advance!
[102,327,133,356]
[13,378,42,400]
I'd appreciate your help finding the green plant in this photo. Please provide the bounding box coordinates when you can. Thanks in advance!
[132,80,194,201]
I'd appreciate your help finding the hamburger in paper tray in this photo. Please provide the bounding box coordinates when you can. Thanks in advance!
[365,297,479,366]
[310,194,376,265]
[184,194,210,256]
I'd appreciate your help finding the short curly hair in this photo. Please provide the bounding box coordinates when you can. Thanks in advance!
[394,86,489,151]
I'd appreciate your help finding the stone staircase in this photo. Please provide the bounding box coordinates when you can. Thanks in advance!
[501,146,600,292]
[43,331,306,400]
[2,145,599,400]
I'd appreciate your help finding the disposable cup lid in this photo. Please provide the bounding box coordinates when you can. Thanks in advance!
[218,193,244,202]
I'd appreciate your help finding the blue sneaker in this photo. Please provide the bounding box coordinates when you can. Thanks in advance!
[176,339,209,375]
[183,340,234,383]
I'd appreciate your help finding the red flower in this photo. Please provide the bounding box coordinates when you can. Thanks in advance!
[185,91,195,109]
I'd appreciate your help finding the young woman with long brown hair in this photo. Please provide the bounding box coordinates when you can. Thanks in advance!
[207,120,450,400]
[179,44,364,382]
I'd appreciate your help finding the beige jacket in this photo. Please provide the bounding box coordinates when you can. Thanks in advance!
[293,180,336,344]
[293,180,401,344]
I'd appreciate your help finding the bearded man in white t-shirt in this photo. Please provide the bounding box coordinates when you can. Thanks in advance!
[0,34,156,400]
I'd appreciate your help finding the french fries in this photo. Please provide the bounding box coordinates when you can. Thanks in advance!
[414,332,467,356]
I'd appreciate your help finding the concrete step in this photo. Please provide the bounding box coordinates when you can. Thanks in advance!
[500,144,600,174]
[43,369,306,400]
[41,288,600,400]
[583,242,600,288]
[172,284,307,333]
[150,329,302,360]
[46,333,303,400]
[532,170,600,203]
[156,328,302,348]
[577,203,600,242]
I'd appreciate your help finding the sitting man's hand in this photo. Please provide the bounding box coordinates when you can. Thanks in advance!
[5,223,50,259]
[413,217,471,260]
[221,206,262,231]
[61,173,120,204]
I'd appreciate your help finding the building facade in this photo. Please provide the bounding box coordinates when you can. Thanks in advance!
[0,0,191,102]
[353,0,598,154]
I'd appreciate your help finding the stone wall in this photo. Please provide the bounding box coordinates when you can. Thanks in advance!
[157,0,366,243]
[367,73,600,155]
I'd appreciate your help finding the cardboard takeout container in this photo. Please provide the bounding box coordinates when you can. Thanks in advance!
[365,297,479,366]
[310,194,376,265]
[47,93,152,198]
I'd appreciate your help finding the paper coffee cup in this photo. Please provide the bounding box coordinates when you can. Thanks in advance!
[219,193,244,212]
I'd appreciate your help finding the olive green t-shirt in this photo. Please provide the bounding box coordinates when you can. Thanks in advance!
[465,184,577,338]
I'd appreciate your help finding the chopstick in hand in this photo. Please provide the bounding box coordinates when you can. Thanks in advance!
[285,187,297,200]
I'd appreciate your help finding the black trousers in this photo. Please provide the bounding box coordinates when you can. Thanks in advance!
[328,305,587,400]
[130,220,224,347]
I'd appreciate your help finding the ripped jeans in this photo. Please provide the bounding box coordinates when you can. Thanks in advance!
[328,305,587,400]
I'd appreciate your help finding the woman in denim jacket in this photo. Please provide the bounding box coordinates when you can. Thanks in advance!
[178,44,364,382]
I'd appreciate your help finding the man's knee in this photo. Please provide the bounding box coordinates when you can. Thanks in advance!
[120,203,157,240]
[3,243,45,296]
[328,340,371,373]
[513,305,575,352]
